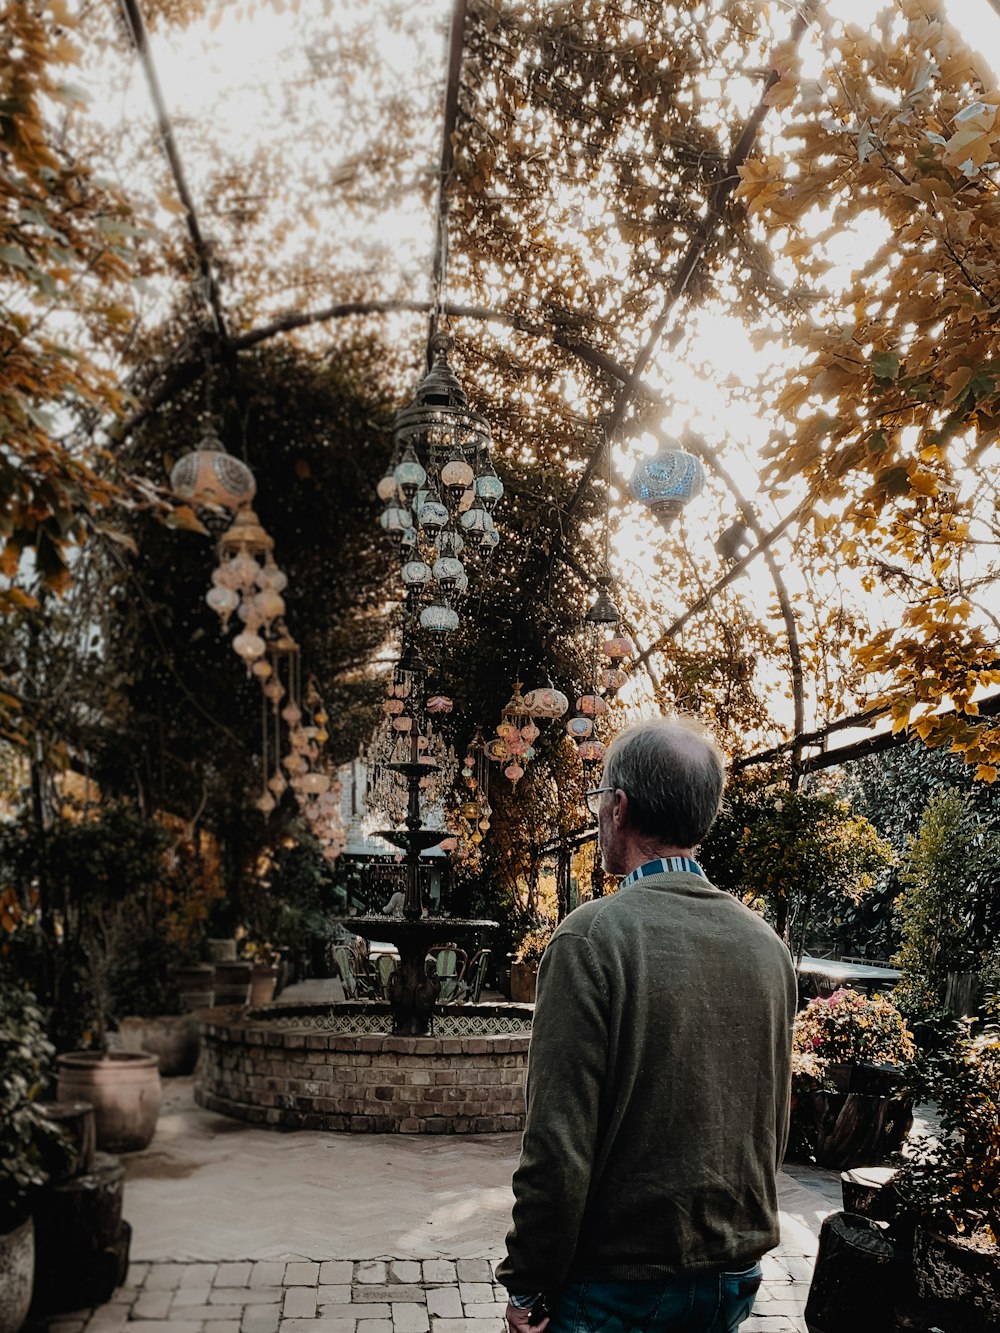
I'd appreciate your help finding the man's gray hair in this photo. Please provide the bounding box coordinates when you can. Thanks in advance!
[603,715,726,847]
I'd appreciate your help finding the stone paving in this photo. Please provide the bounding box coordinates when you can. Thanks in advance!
[36,1074,845,1333]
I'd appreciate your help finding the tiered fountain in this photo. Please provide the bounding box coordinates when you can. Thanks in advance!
[337,729,497,1036]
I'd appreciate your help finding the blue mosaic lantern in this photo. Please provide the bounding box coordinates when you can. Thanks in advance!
[628,444,706,528]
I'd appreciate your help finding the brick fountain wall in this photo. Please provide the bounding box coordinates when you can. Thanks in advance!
[195,1006,530,1133]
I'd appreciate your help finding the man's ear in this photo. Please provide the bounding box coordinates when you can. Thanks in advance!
[612,788,629,828]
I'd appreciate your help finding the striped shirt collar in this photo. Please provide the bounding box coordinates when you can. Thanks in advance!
[620,856,704,888]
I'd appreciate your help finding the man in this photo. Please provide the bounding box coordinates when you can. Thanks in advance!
[498,716,795,1333]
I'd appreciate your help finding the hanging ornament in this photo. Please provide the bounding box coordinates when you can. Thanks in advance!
[602,635,634,661]
[379,499,412,534]
[419,601,459,633]
[576,694,609,717]
[628,442,706,528]
[169,426,256,513]
[523,687,570,719]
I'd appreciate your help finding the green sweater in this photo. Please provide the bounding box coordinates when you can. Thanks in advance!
[497,870,796,1294]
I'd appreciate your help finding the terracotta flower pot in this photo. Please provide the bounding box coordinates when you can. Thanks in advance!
[0,1217,34,1333]
[56,1052,162,1153]
[249,965,278,1007]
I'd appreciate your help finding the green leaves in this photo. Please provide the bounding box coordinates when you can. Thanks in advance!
[871,351,900,381]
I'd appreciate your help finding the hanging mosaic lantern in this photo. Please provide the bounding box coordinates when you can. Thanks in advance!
[426,694,453,713]
[419,601,459,633]
[169,426,256,514]
[379,499,412,534]
[473,459,504,510]
[576,694,609,717]
[576,739,607,763]
[628,442,706,528]
[566,715,594,740]
[523,687,569,719]
[393,444,427,498]
[602,634,634,661]
[602,666,629,695]
[401,559,432,587]
[484,738,510,762]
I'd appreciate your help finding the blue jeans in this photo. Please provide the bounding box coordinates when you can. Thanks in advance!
[546,1265,763,1333]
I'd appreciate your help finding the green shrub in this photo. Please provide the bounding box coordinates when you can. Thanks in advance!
[0,983,65,1230]
[893,1016,1000,1244]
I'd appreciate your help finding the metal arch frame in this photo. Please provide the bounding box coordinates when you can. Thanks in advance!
[115,0,813,772]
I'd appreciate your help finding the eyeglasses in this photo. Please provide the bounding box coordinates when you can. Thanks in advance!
[585,786,615,817]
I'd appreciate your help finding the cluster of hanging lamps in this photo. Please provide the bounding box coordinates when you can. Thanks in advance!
[565,574,633,765]
[290,681,345,861]
[449,732,492,852]
[364,647,458,823]
[205,507,290,668]
[377,333,503,635]
[628,437,706,529]
[167,413,344,855]
[484,682,569,786]
[168,428,287,674]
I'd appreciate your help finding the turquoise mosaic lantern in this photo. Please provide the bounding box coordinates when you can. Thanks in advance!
[628,444,706,528]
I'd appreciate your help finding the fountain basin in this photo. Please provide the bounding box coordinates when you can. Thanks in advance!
[195,1000,532,1134]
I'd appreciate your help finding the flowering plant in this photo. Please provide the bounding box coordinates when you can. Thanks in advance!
[514,924,554,966]
[792,987,915,1074]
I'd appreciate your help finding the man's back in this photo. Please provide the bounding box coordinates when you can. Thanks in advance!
[498,869,796,1291]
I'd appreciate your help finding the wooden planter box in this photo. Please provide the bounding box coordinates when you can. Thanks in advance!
[509,962,537,1004]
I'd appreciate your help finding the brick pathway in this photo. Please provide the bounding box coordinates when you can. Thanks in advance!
[43,1255,812,1333]
[36,1077,838,1333]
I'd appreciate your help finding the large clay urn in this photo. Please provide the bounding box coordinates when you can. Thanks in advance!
[0,1217,34,1333]
[56,1052,162,1152]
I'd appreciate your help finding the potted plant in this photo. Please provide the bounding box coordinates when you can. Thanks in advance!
[891,1013,1000,1327]
[0,803,166,1151]
[510,924,554,1003]
[0,982,64,1333]
[788,986,915,1169]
